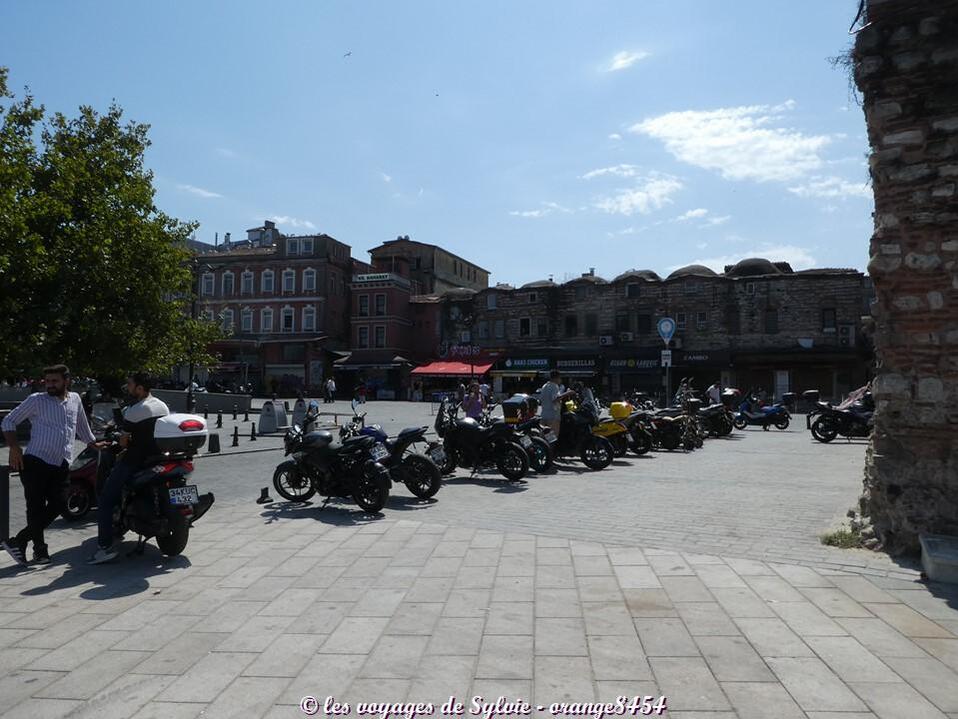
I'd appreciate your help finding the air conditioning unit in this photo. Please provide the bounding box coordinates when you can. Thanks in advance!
[618,332,634,342]
[598,335,615,347]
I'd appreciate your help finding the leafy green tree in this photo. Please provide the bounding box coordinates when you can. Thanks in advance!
[0,66,221,382]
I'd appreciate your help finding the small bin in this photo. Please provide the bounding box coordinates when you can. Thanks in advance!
[502,394,538,424]
[920,534,958,585]
[154,413,208,455]
[610,402,632,420]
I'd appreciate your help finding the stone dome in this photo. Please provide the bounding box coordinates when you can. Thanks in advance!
[666,264,718,280]
[520,279,557,289]
[725,257,783,277]
[442,287,478,299]
[614,269,662,282]
[564,274,608,285]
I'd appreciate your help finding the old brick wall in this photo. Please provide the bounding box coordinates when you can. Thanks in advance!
[855,0,958,553]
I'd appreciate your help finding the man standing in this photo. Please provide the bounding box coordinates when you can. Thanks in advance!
[539,370,573,439]
[88,373,169,564]
[2,365,105,566]
[706,381,721,406]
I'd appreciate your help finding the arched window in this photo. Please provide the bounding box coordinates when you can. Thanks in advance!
[303,305,316,332]
[241,270,254,295]
[281,307,294,332]
[303,268,316,292]
[222,308,234,332]
[241,307,253,332]
[261,308,273,332]
[261,270,275,293]
[222,272,235,296]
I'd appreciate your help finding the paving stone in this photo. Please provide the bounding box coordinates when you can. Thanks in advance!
[1,698,83,719]
[649,657,730,712]
[485,602,534,635]
[724,558,775,576]
[606,547,648,566]
[588,633,652,680]
[535,617,588,656]
[341,677,411,704]
[915,638,958,673]
[882,656,958,712]
[849,681,949,719]
[280,653,366,705]
[95,599,181,631]
[13,611,106,650]
[803,713,877,719]
[386,602,445,635]
[259,587,325,616]
[647,553,694,576]
[770,601,848,636]
[475,635,534,679]
[454,567,495,590]
[801,587,873,618]
[623,589,676,617]
[405,576,455,603]
[634,617,700,657]
[535,588,581,618]
[675,602,739,636]
[0,646,48,673]
[322,617,390,654]
[359,635,430,679]
[537,547,573,565]
[536,563,576,588]
[349,588,408,617]
[38,650,150,700]
[534,656,596,705]
[203,676,291,719]
[765,657,867,712]
[470,678,533,702]
[865,603,954,638]
[426,617,485,655]
[57,673,175,719]
[695,636,775,681]
[572,555,613,576]
[442,589,491,617]
[27,628,131,671]
[492,575,535,603]
[288,600,352,635]
[709,587,775,619]
[213,615,297,652]
[154,650,255,703]
[582,601,636,636]
[743,576,806,603]
[829,576,899,603]
[770,564,834,588]
[694,565,748,589]
[804,636,901,683]
[835,617,929,657]
[134,631,229,674]
[193,600,268,633]
[497,555,536,577]
[0,670,68,709]
[614,565,663,589]
[722,681,805,718]
[244,633,327,677]
[410,655,477,706]
[889,590,958,621]
[576,576,623,603]
[661,576,714,603]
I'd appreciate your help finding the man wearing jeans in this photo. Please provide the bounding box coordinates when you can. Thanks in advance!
[1,365,105,566]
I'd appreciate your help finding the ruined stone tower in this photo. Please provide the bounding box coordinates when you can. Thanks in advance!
[854,0,958,553]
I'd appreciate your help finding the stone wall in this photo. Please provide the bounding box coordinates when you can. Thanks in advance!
[855,0,958,553]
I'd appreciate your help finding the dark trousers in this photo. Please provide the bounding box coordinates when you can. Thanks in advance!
[15,455,69,550]
[97,461,135,549]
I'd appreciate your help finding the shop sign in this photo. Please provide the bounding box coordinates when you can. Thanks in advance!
[607,357,658,371]
[503,358,549,370]
[448,344,483,358]
[555,358,596,370]
[354,273,391,282]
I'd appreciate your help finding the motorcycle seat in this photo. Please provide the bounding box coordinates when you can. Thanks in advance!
[398,426,425,437]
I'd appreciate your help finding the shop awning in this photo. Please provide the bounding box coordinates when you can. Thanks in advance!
[411,361,494,377]
[334,351,412,370]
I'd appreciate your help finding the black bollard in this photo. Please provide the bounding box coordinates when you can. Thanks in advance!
[208,433,221,454]
[231,425,239,447]
[0,465,9,545]
[232,404,237,420]
[284,401,290,412]
[250,422,257,441]
[204,406,209,419]
[216,411,223,429]
[256,486,272,504]
[243,409,250,422]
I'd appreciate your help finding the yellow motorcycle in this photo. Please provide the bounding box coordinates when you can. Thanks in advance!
[564,400,631,457]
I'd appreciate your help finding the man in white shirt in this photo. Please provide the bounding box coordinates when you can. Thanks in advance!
[707,382,721,406]
[539,370,573,438]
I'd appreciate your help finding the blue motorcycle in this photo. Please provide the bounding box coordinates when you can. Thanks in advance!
[733,397,791,431]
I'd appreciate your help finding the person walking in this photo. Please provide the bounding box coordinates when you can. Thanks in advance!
[1,365,106,566]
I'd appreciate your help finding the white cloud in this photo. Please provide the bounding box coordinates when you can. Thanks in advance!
[177,184,223,199]
[671,208,731,227]
[269,215,317,231]
[581,164,641,180]
[594,174,683,216]
[787,175,871,199]
[675,208,708,221]
[605,50,650,72]
[679,243,818,273]
[380,172,392,183]
[700,214,731,227]
[608,133,622,141]
[629,100,831,182]
[509,201,571,219]
[214,147,238,159]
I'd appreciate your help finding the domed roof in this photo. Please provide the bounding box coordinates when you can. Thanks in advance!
[520,279,557,289]
[666,264,718,280]
[614,269,662,282]
[442,287,478,299]
[564,274,608,285]
[725,257,783,277]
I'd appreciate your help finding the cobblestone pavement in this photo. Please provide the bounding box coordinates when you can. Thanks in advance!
[1,505,957,719]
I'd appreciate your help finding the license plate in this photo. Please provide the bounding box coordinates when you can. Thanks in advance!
[429,448,446,464]
[169,485,199,505]
[545,433,558,443]
[519,436,533,448]
[370,443,389,461]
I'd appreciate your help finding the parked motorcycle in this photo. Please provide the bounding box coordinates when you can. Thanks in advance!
[494,394,555,473]
[434,397,530,480]
[809,400,873,443]
[733,397,791,431]
[552,402,615,470]
[696,403,735,437]
[273,404,393,512]
[339,413,443,499]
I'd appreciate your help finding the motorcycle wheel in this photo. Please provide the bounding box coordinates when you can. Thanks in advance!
[732,416,748,430]
[496,443,529,481]
[630,428,653,455]
[811,416,838,443]
[353,472,389,513]
[528,437,555,473]
[611,434,629,458]
[156,512,189,556]
[718,417,734,436]
[775,417,790,430]
[61,481,92,521]
[580,436,614,470]
[272,463,317,503]
[402,454,442,499]
[440,448,458,475]
[660,431,681,451]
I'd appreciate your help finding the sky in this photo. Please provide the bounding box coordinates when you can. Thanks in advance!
[2,1,874,286]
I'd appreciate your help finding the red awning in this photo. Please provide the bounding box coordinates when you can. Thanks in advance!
[411,361,494,377]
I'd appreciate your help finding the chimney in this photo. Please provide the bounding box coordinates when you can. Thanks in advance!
[589,267,595,276]
[214,232,218,247]
[224,232,231,246]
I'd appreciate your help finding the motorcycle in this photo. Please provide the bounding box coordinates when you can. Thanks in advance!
[696,403,735,437]
[552,401,615,470]
[339,413,444,499]
[733,397,791,431]
[434,397,530,481]
[493,394,556,473]
[273,403,393,512]
[809,397,873,443]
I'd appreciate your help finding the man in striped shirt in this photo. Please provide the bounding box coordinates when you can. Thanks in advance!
[1,365,106,567]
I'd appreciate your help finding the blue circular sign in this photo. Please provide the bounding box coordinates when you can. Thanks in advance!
[657,317,676,343]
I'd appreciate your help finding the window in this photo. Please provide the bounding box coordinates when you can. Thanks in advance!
[822,308,837,332]
[677,312,687,330]
[574,285,587,301]
[301,238,314,255]
[565,315,578,337]
[358,295,369,316]
[358,326,369,347]
[241,308,253,332]
[746,282,755,295]
[765,308,779,334]
[303,306,316,332]
[287,238,300,255]
[460,330,471,343]
[615,313,630,332]
[528,292,538,304]
[261,270,274,293]
[241,271,254,295]
[487,293,497,310]
[374,294,386,316]
[374,326,386,348]
[636,315,651,334]
[585,314,598,336]
[303,269,316,292]
[536,319,548,337]
[222,308,234,332]
[494,320,505,338]
[685,282,697,294]
[519,318,531,337]
[222,272,235,296]
[201,273,214,296]
[696,311,708,329]
[626,283,640,299]
[282,270,295,293]
[202,309,214,322]
[478,321,489,339]
[281,308,294,332]
[261,308,273,332]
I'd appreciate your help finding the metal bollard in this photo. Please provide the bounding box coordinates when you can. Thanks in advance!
[204,406,209,419]
[243,409,250,422]
[0,465,9,546]
[231,426,239,447]
[208,433,221,453]
[284,401,290,412]
[216,411,223,429]
[232,404,237,421]
[250,423,257,441]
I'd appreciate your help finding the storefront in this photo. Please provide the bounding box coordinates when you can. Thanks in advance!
[488,357,550,398]
[605,352,661,399]
[669,350,732,398]
[730,348,870,404]
[333,351,412,400]
[410,360,494,400]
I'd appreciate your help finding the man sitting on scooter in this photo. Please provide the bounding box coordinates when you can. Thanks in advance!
[88,373,169,564]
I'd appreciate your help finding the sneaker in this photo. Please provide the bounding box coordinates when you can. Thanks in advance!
[87,545,118,565]
[33,545,51,565]
[2,538,28,567]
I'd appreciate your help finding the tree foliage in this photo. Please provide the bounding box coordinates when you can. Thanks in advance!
[0,67,221,381]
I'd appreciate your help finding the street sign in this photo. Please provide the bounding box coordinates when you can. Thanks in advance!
[660,350,672,367]
[657,317,676,346]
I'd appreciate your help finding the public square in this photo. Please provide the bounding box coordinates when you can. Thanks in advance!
[2,401,958,718]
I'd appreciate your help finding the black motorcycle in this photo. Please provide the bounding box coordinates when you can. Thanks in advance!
[552,404,615,470]
[434,398,530,481]
[809,399,873,443]
[463,397,554,474]
[697,403,734,437]
[273,406,393,512]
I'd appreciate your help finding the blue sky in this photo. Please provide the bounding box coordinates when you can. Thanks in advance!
[3,1,873,286]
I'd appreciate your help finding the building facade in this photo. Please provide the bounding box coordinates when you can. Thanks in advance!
[368,235,490,294]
